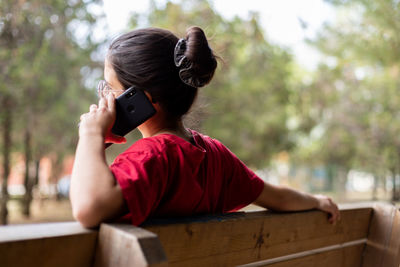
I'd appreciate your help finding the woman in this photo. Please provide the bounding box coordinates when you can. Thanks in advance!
[70,26,340,228]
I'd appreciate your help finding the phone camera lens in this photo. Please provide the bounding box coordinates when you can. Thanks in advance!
[127,105,135,113]
[126,89,136,99]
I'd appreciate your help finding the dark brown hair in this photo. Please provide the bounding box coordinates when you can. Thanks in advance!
[107,26,217,122]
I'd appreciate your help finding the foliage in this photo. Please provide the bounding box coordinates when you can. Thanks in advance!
[0,0,104,222]
[295,0,400,198]
[0,0,103,164]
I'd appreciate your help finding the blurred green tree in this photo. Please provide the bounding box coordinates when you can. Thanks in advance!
[0,0,103,223]
[298,0,400,200]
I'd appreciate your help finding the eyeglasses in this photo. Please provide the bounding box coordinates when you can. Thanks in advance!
[97,80,125,98]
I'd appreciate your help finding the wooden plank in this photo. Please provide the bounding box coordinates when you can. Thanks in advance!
[0,221,94,242]
[362,203,400,267]
[93,223,167,267]
[0,222,97,267]
[382,207,400,266]
[169,240,366,267]
[144,207,372,266]
[252,244,364,267]
[236,238,366,267]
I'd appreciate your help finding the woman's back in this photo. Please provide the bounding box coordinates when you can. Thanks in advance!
[110,130,264,225]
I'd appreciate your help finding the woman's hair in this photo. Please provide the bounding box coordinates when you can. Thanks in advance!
[107,26,217,122]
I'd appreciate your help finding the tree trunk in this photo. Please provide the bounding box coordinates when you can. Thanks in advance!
[382,173,387,195]
[0,97,12,225]
[34,159,40,186]
[23,128,33,217]
[336,166,348,201]
[326,164,335,192]
[391,168,399,201]
[49,155,64,201]
[372,175,378,201]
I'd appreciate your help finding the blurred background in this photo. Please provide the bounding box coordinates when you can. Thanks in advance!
[0,0,399,225]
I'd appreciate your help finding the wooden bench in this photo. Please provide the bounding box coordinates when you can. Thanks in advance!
[0,203,399,267]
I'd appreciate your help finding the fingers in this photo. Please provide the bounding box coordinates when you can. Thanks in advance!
[89,104,97,112]
[329,211,338,224]
[328,202,340,224]
[331,200,340,221]
[107,93,115,112]
[80,98,118,141]
[99,96,107,109]
[315,195,340,225]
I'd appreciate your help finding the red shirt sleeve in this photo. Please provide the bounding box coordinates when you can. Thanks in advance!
[110,150,166,226]
[214,141,265,212]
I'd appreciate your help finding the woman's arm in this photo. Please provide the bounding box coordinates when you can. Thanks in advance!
[253,182,340,224]
[70,95,127,228]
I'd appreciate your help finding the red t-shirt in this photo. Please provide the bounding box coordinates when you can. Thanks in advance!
[110,129,264,225]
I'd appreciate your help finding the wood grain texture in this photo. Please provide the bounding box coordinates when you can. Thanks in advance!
[254,244,364,267]
[4,204,399,267]
[0,222,97,267]
[362,204,400,267]
[383,207,400,266]
[93,223,167,267]
[144,208,372,267]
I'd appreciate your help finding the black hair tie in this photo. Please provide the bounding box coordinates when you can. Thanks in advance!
[174,38,207,88]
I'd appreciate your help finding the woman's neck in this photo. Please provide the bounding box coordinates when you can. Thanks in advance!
[138,114,191,141]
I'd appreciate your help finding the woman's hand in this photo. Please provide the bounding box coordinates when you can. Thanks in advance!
[79,94,126,144]
[314,194,341,224]
[72,93,127,228]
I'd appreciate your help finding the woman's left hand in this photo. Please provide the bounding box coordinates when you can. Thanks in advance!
[315,194,341,224]
[79,94,126,144]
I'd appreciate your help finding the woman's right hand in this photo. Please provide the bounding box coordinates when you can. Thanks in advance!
[79,94,126,144]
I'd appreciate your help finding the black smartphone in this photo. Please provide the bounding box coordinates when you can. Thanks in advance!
[111,86,156,137]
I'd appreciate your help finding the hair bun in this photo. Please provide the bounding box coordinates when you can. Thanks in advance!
[181,26,217,87]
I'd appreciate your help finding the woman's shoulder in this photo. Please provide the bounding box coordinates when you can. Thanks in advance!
[120,132,200,157]
[114,130,231,161]
[190,129,233,155]
[123,135,172,156]
[111,137,168,167]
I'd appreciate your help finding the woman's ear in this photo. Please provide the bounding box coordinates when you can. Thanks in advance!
[144,91,157,103]
[144,91,161,112]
